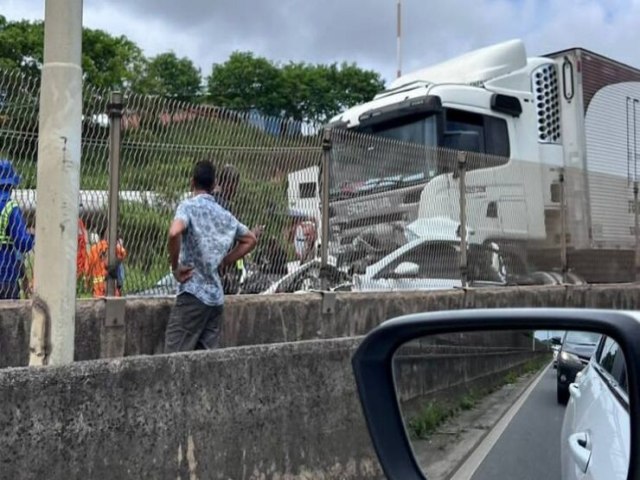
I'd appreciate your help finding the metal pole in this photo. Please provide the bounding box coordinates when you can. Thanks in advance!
[29,0,83,366]
[559,168,567,283]
[106,92,123,297]
[634,99,638,182]
[635,181,640,282]
[320,128,332,290]
[458,151,468,287]
[396,0,402,78]
[634,99,640,282]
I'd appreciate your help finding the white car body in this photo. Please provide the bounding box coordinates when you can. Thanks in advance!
[352,238,462,292]
[561,335,630,480]
[351,220,506,292]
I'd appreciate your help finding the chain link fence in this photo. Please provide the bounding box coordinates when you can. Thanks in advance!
[0,66,638,299]
[0,68,324,298]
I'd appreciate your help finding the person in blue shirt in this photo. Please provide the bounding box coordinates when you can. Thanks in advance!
[0,160,34,299]
[166,160,257,352]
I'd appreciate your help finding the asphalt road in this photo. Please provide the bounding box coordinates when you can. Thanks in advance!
[470,367,565,480]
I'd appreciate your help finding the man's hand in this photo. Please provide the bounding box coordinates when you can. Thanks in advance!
[252,225,265,240]
[173,265,194,283]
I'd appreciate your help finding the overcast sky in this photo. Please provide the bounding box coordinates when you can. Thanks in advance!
[1,0,640,85]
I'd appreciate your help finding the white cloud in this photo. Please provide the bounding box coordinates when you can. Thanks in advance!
[1,0,640,83]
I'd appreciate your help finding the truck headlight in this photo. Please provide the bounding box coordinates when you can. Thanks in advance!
[560,351,582,365]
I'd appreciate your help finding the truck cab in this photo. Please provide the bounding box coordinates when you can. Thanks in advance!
[324,39,574,272]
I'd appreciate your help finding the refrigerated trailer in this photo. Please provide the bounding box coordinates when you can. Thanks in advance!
[323,39,640,282]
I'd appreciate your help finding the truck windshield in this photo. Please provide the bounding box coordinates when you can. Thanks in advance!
[330,113,439,200]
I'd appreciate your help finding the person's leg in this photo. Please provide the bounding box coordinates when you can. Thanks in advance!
[164,293,210,353]
[196,305,224,350]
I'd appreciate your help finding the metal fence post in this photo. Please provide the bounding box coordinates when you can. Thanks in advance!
[458,151,468,288]
[101,92,126,359]
[107,92,123,297]
[320,128,332,291]
[559,168,568,283]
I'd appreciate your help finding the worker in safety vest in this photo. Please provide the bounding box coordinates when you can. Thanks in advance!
[87,227,127,297]
[0,160,34,300]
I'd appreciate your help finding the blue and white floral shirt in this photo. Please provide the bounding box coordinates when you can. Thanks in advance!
[174,193,249,306]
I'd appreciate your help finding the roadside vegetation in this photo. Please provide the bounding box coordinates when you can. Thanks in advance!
[407,353,552,440]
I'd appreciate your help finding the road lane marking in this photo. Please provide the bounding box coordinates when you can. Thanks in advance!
[449,364,552,480]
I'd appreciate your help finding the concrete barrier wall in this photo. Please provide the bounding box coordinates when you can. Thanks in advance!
[2,283,640,367]
[394,347,548,412]
[1,338,384,480]
[0,335,543,480]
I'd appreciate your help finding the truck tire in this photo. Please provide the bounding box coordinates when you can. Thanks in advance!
[557,384,569,404]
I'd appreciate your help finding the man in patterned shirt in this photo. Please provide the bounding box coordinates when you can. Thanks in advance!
[165,160,257,352]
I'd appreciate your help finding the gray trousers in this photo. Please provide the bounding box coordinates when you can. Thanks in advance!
[164,292,224,353]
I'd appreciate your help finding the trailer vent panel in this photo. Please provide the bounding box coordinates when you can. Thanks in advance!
[532,64,561,144]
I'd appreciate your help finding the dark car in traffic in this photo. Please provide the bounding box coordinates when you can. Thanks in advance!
[556,330,601,404]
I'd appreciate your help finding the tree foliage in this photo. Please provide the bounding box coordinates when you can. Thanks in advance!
[207,52,283,116]
[0,16,146,90]
[0,16,385,120]
[207,52,385,123]
[0,15,44,77]
[82,28,146,90]
[134,52,202,102]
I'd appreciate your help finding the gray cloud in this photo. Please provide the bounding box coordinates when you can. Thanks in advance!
[2,0,640,84]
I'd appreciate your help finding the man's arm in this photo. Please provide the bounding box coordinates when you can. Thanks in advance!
[220,231,257,269]
[168,218,193,282]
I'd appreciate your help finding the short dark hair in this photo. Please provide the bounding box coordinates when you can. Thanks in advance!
[219,164,240,187]
[192,160,216,191]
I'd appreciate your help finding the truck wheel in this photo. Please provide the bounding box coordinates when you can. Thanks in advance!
[557,384,569,404]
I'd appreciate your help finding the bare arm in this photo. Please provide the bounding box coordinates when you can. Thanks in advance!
[220,231,257,268]
[168,219,193,282]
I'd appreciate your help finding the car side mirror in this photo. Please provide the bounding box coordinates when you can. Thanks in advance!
[392,262,420,278]
[551,336,562,346]
[352,309,640,480]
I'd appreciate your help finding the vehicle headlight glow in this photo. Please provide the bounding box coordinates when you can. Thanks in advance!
[560,351,582,365]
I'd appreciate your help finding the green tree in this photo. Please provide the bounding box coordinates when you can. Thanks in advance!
[0,16,44,77]
[207,51,283,116]
[82,28,146,89]
[0,16,146,90]
[333,62,385,114]
[135,52,202,102]
[206,51,385,123]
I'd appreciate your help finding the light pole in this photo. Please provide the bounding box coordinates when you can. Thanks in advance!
[396,0,402,78]
[29,0,83,366]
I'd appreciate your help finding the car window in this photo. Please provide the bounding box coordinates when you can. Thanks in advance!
[564,331,601,345]
[596,337,628,393]
[377,242,460,279]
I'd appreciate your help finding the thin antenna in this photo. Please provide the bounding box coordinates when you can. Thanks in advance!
[396,0,402,78]
[635,99,639,182]
[627,97,631,185]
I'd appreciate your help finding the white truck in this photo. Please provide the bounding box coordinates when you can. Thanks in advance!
[318,39,640,283]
